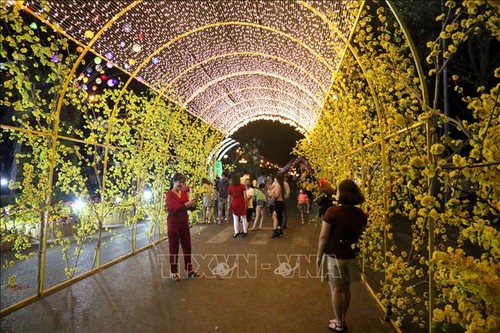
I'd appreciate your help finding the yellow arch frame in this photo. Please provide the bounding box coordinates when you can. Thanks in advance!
[209,97,313,129]
[163,51,328,94]
[196,86,318,121]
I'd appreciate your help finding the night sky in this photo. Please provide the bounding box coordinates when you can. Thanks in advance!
[231,120,304,166]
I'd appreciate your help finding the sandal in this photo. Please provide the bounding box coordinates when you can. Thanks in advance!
[187,271,199,278]
[328,319,347,331]
[171,273,180,282]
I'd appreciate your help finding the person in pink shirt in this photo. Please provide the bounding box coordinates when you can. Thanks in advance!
[297,187,310,224]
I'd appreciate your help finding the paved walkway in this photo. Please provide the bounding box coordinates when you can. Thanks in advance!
[1,210,396,333]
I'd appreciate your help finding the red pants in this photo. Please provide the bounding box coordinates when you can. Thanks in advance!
[167,220,192,274]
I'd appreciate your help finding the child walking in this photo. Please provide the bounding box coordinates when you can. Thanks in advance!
[297,188,310,224]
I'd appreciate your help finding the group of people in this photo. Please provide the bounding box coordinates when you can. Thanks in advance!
[164,172,367,332]
[198,172,291,238]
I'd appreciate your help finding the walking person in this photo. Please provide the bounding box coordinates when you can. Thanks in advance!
[315,178,336,219]
[304,178,315,214]
[316,179,367,331]
[217,172,230,224]
[269,173,285,238]
[201,177,214,223]
[266,177,275,216]
[249,183,267,230]
[282,177,290,228]
[244,178,255,225]
[165,173,199,282]
[228,174,248,238]
[297,187,310,224]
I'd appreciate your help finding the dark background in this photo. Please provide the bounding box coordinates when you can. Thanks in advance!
[231,120,304,166]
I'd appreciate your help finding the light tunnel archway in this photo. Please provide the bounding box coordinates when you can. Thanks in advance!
[4,3,497,332]
[0,1,400,304]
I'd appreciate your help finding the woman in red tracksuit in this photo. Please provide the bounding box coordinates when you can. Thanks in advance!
[165,173,199,281]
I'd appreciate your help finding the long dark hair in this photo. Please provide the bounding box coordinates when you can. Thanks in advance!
[337,179,365,205]
[274,173,285,196]
[230,174,241,186]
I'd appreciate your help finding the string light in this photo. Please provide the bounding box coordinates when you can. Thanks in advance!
[24,0,358,134]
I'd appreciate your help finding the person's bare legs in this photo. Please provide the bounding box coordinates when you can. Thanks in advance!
[250,207,260,230]
[330,283,346,325]
[206,206,213,223]
[342,281,351,318]
[257,206,265,228]
[202,206,208,222]
[328,265,351,328]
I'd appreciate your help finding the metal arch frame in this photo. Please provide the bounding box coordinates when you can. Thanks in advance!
[162,51,328,95]
[6,2,431,325]
[301,1,429,125]
[206,138,240,180]
[197,86,318,117]
[185,70,320,106]
[302,1,431,331]
[303,1,395,260]
[221,106,309,135]
[216,141,240,162]
[227,112,307,137]
[182,70,320,136]
[15,0,144,297]
[175,7,354,147]
[101,20,338,202]
[164,73,317,180]
[107,19,335,129]
[216,97,312,118]
[207,137,236,163]
[208,97,313,130]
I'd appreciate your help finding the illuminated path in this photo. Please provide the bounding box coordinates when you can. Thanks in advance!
[0,207,396,333]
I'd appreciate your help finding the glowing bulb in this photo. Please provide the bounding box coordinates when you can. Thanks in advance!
[143,190,152,200]
[132,44,141,52]
[72,200,85,212]
[84,30,94,39]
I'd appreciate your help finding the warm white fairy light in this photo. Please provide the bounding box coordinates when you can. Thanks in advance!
[25,0,356,134]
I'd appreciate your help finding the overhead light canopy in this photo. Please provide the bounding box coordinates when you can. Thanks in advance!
[24,0,359,134]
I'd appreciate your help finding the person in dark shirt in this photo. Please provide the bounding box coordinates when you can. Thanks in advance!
[314,178,336,218]
[217,172,230,224]
[316,179,367,332]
